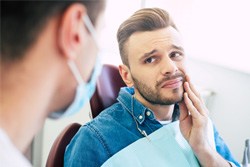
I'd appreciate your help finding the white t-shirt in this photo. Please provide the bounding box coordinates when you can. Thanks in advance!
[0,128,31,167]
[159,119,172,126]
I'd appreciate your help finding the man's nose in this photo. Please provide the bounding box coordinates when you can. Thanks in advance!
[161,56,178,75]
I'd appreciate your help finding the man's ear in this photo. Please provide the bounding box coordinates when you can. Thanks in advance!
[119,65,134,87]
[58,3,86,60]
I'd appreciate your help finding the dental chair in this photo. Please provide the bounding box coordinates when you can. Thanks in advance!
[90,64,126,118]
[46,123,81,167]
[46,64,125,167]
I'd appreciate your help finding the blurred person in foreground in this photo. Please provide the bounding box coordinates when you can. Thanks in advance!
[0,1,105,166]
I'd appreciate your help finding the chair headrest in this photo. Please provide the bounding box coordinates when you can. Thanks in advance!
[90,64,126,118]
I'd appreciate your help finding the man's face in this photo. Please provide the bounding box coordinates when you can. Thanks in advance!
[126,27,186,105]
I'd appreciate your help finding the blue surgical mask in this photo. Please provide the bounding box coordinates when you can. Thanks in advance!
[49,15,102,119]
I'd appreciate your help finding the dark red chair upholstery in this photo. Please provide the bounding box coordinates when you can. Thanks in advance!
[90,64,126,118]
[46,123,81,167]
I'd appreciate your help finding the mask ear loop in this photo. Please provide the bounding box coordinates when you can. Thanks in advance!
[118,96,151,142]
[67,17,94,86]
[82,14,100,120]
[68,61,84,85]
[66,15,96,86]
[83,15,99,48]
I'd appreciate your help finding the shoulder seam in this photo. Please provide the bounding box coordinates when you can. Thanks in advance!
[86,124,112,158]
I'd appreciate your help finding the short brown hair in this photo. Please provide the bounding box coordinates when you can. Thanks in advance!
[1,0,105,63]
[117,8,177,66]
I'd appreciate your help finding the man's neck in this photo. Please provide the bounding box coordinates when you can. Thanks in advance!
[0,59,55,152]
[133,93,174,121]
[0,88,46,153]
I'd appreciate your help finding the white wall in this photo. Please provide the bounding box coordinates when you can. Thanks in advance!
[188,58,250,162]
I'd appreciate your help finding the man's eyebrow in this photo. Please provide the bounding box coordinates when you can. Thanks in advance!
[140,49,158,61]
[172,45,184,51]
[139,45,184,61]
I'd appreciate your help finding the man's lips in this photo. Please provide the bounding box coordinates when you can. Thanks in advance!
[161,77,183,89]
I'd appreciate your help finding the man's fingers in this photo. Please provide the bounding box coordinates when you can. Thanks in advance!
[184,82,205,115]
[179,101,188,121]
[185,75,202,100]
[183,92,200,118]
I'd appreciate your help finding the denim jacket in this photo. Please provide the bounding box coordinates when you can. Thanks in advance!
[64,87,240,167]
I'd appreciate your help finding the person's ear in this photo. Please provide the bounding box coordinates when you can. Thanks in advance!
[58,3,86,60]
[119,65,134,87]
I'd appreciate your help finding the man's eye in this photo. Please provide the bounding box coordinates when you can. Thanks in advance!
[145,57,156,64]
[170,52,183,58]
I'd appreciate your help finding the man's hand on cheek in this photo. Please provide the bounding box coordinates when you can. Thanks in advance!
[179,75,232,167]
[179,75,211,153]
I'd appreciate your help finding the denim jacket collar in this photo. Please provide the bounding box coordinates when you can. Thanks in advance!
[117,87,155,124]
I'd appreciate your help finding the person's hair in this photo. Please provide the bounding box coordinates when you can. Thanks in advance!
[117,8,177,67]
[1,0,105,63]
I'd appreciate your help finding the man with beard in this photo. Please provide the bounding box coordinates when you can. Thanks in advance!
[65,8,240,167]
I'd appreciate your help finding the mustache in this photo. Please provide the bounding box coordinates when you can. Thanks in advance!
[156,73,185,87]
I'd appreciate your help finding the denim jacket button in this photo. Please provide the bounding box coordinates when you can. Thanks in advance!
[139,115,143,120]
[146,111,151,116]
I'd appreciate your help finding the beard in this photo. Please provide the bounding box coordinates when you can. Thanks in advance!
[132,73,185,105]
